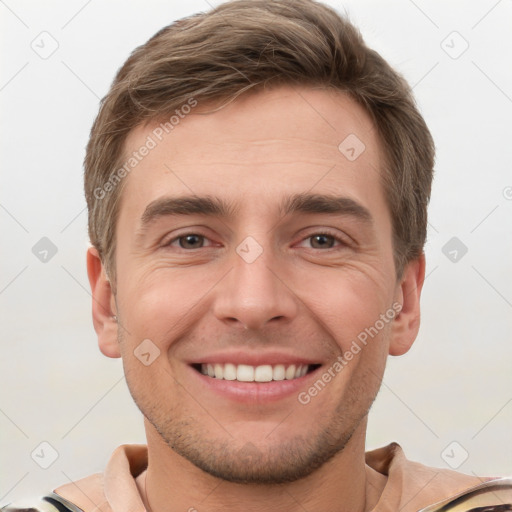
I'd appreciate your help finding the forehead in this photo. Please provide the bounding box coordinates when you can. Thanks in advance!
[118,85,385,220]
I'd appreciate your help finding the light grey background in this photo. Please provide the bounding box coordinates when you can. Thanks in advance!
[1,0,511,505]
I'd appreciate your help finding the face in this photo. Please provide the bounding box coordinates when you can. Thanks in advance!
[90,85,423,484]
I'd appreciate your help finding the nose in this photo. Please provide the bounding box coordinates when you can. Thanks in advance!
[212,243,299,331]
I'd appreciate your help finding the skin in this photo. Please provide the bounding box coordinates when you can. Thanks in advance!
[87,85,425,512]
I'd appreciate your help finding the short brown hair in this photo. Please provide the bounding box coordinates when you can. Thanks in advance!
[84,0,434,287]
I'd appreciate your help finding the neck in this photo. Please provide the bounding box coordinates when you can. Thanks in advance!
[136,418,383,512]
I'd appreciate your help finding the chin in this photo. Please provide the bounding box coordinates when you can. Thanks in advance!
[148,411,362,485]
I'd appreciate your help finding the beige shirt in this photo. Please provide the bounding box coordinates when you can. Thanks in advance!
[45,442,505,512]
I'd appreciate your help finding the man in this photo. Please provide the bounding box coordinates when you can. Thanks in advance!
[3,0,511,511]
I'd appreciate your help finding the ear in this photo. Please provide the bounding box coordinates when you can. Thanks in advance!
[389,253,426,356]
[86,246,121,358]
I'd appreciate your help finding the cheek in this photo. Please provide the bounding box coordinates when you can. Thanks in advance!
[116,266,216,353]
[297,266,394,352]
[121,354,182,423]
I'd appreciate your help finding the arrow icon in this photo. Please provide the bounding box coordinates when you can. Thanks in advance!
[134,339,161,365]
[236,236,263,263]
[31,441,59,468]
[31,31,59,60]
[32,237,58,262]
[440,31,469,60]
[338,134,365,161]
[441,441,468,469]
[442,236,468,263]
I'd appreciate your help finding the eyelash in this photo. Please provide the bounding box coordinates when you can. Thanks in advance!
[162,229,349,251]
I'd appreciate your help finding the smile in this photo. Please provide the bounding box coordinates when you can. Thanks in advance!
[197,363,321,382]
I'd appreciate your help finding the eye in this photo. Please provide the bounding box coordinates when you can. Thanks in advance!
[308,234,337,249]
[296,231,348,250]
[165,233,211,250]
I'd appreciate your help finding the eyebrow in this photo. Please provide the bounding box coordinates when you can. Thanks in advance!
[279,193,373,224]
[137,192,373,236]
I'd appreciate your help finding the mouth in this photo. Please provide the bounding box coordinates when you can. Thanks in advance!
[188,357,325,404]
[191,363,322,382]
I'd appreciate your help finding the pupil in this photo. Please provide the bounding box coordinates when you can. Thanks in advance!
[312,235,333,248]
[180,235,203,249]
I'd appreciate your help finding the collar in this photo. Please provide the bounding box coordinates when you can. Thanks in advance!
[54,442,490,512]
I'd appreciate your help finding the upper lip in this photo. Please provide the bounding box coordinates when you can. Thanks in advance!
[186,350,323,367]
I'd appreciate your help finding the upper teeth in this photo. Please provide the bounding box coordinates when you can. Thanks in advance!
[200,363,309,382]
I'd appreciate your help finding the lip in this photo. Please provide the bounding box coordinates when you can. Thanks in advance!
[185,350,322,367]
[187,361,324,404]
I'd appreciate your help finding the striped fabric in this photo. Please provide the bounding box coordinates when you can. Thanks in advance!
[417,477,512,511]
[2,478,511,511]
[0,493,83,512]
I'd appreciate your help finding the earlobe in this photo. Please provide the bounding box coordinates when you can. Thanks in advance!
[86,246,121,358]
[389,253,426,356]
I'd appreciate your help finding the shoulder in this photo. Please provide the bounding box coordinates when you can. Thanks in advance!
[1,444,146,512]
[366,442,512,512]
[0,491,85,512]
[1,473,109,512]
[53,473,110,512]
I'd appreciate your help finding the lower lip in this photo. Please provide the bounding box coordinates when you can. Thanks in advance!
[188,365,322,404]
